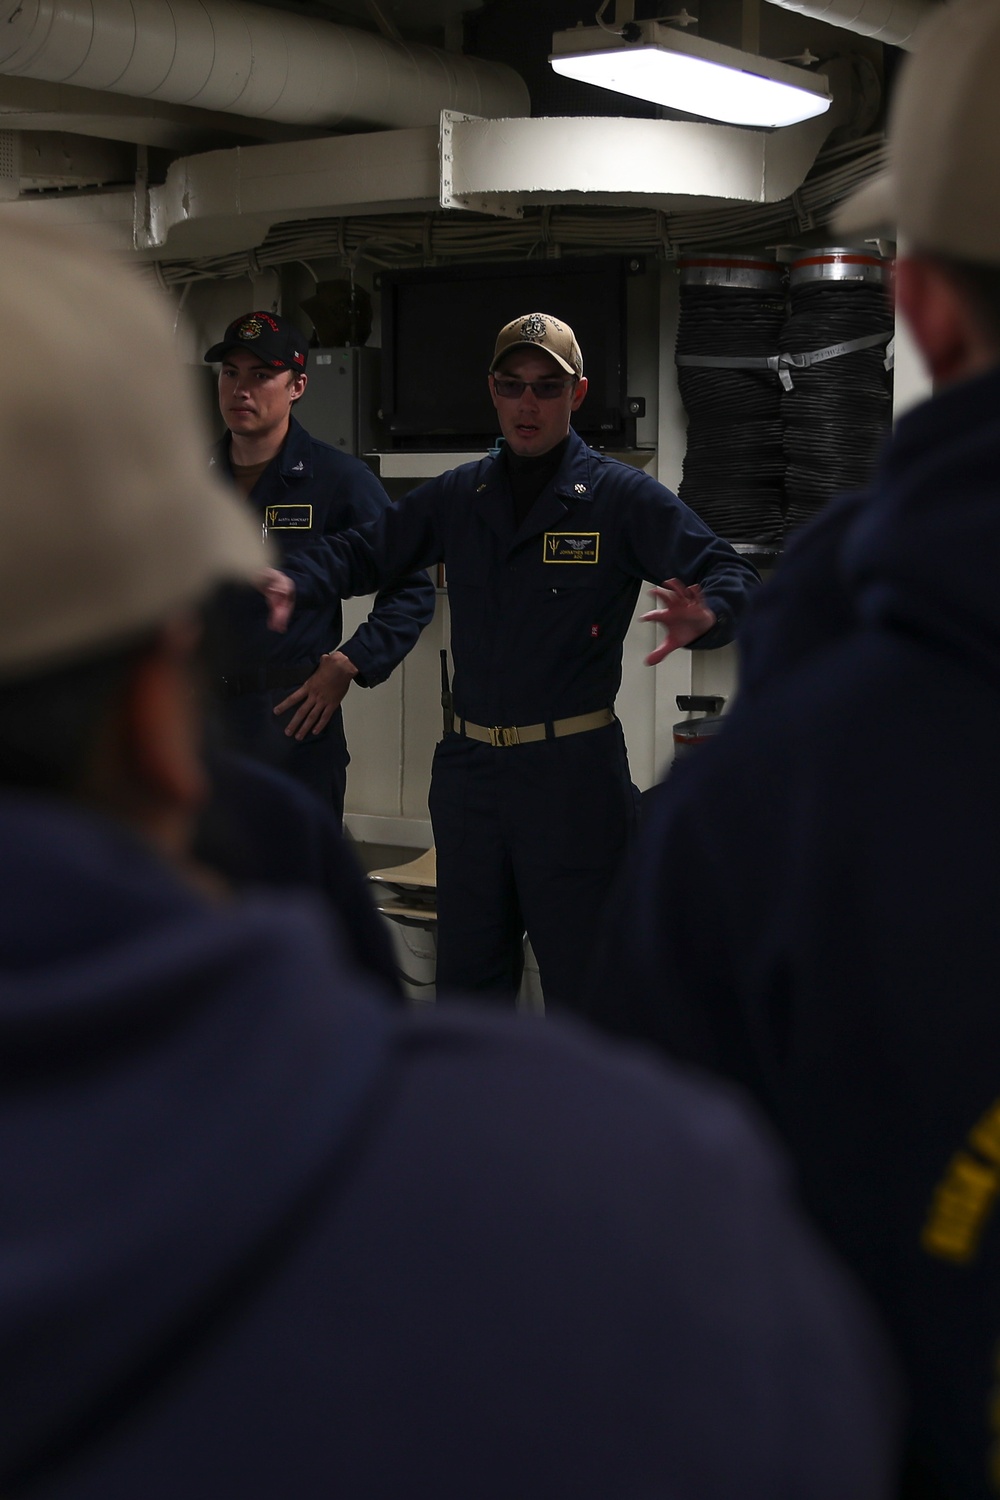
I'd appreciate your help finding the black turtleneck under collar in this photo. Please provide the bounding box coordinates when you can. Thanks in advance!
[500,436,570,529]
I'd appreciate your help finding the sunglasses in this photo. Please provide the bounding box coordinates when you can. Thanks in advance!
[492,375,577,401]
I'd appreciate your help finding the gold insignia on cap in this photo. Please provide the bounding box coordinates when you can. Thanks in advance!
[238,317,263,340]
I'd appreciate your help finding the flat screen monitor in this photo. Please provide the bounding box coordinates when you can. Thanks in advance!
[379,256,628,450]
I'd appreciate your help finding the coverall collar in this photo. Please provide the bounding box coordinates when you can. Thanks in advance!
[274,414,314,480]
[478,430,595,554]
[212,413,315,481]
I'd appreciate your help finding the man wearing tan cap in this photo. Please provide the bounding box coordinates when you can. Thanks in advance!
[261,310,759,1009]
[583,1,1000,1493]
[0,230,897,1500]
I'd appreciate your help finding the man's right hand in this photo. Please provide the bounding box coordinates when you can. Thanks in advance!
[256,568,296,633]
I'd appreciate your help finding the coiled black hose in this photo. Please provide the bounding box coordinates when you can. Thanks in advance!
[780,280,893,535]
[675,284,786,545]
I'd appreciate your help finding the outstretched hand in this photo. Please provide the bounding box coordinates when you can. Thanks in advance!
[641,578,717,665]
[256,568,296,633]
[274,651,359,740]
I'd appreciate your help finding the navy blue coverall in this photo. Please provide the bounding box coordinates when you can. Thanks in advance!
[207,416,434,818]
[284,428,759,1006]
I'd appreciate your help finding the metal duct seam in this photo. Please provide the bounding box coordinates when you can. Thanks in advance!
[763,0,937,49]
[0,0,530,129]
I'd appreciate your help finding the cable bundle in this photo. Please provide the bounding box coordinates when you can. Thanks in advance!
[781,252,893,536]
[140,134,890,288]
[675,259,786,545]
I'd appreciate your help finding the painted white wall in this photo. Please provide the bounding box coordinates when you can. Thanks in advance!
[341,591,446,847]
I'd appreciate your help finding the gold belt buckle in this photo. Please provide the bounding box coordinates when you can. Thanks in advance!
[489,724,520,747]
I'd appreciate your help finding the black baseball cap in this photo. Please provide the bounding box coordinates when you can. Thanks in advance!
[204,310,308,372]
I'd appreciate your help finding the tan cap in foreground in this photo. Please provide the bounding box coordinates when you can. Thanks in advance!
[836,0,1000,264]
[0,224,267,680]
[491,313,584,377]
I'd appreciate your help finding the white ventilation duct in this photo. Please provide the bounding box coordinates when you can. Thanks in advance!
[763,0,937,49]
[0,0,529,130]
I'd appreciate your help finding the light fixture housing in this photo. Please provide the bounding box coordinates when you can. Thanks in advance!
[550,20,832,129]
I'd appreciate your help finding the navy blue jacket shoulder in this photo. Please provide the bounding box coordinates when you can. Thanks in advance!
[209,416,434,685]
[284,429,760,725]
[736,486,869,699]
[0,793,896,1500]
[585,365,1000,1498]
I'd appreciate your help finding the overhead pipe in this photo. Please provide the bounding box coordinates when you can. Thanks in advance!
[0,0,529,130]
[763,0,936,49]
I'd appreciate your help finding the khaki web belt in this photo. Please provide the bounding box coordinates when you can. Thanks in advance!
[458,707,614,748]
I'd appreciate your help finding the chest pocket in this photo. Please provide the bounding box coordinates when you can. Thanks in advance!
[534,578,598,603]
[529,571,599,606]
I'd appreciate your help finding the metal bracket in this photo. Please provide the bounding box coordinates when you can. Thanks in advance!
[133,143,153,252]
[439,111,523,220]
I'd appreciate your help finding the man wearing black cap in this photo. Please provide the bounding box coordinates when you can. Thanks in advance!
[259,312,759,1009]
[204,311,434,818]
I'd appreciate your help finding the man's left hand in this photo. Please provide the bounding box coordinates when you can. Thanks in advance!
[641,578,717,665]
[274,651,359,740]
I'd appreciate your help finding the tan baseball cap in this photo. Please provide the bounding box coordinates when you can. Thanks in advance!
[490,312,584,377]
[835,0,1000,263]
[0,223,268,681]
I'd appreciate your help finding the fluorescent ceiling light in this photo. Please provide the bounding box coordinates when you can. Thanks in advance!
[550,20,832,129]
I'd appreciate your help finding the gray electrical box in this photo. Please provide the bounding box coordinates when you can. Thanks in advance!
[294,346,381,456]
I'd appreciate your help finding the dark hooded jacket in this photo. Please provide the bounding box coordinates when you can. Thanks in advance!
[0,792,897,1499]
[585,365,1000,1498]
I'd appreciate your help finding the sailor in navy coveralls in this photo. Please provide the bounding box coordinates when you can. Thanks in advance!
[263,313,759,1007]
[204,311,434,819]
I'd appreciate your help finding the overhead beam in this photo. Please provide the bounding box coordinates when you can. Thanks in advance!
[442,109,844,214]
[0,97,849,258]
